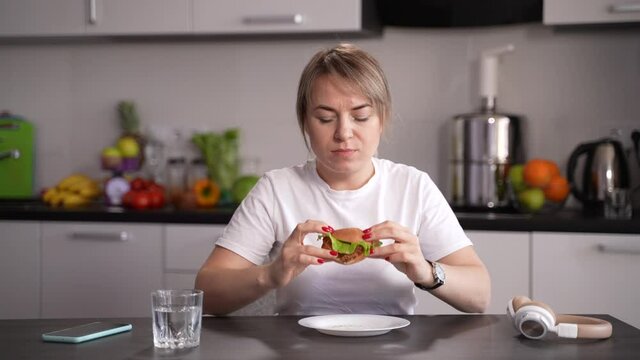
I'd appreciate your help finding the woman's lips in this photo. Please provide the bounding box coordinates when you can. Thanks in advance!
[332,149,357,157]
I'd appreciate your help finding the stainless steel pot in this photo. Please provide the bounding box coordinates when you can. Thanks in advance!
[449,110,526,209]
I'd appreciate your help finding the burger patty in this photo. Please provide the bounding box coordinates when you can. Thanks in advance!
[322,236,366,265]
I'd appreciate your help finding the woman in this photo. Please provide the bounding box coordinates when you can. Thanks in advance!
[195,44,490,315]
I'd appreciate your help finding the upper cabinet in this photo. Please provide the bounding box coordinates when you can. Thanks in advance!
[0,0,378,38]
[85,0,191,35]
[0,0,190,37]
[0,0,87,36]
[193,0,376,35]
[544,0,640,25]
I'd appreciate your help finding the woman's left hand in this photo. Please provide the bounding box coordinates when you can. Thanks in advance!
[366,221,432,284]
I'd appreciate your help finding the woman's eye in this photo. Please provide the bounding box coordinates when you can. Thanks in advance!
[317,116,335,123]
[354,116,369,122]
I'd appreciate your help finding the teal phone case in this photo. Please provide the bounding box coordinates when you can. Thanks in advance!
[42,322,132,343]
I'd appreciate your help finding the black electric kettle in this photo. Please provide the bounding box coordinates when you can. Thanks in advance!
[567,137,630,214]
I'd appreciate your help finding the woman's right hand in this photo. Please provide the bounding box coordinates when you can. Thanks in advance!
[264,220,336,289]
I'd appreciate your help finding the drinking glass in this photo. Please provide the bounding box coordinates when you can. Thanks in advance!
[604,188,632,220]
[151,289,203,349]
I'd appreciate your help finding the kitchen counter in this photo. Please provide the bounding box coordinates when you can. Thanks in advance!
[0,200,639,234]
[3,315,639,359]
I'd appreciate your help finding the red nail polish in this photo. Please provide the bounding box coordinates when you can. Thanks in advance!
[363,228,371,233]
[317,258,325,264]
[369,248,374,255]
[329,250,338,256]
[328,226,335,233]
[322,226,330,232]
[385,257,390,261]
[362,233,372,240]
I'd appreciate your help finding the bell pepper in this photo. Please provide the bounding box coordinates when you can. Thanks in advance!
[193,178,220,208]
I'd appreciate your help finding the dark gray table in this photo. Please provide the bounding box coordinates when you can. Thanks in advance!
[2,315,639,359]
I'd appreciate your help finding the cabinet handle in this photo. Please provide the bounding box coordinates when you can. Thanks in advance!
[242,14,304,26]
[0,149,20,161]
[596,243,640,255]
[609,3,640,13]
[70,231,131,241]
[88,0,98,24]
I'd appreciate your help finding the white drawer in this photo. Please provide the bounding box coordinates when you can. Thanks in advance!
[193,0,361,34]
[41,221,162,318]
[165,224,225,271]
[544,0,640,25]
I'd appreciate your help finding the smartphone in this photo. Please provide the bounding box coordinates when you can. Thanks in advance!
[42,322,132,343]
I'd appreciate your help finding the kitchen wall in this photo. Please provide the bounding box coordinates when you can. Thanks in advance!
[1,24,639,198]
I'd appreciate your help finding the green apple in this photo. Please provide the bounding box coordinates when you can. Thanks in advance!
[508,164,526,193]
[518,188,545,213]
[116,136,140,158]
[231,175,259,203]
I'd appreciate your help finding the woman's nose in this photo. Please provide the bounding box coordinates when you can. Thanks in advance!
[334,117,353,141]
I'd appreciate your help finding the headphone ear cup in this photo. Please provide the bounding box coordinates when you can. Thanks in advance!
[514,302,556,339]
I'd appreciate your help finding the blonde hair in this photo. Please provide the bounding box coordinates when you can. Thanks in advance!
[296,43,392,149]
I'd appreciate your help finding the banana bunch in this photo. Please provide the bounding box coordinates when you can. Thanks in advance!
[42,174,102,208]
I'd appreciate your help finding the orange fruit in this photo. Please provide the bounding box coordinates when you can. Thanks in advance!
[542,159,560,177]
[544,175,570,203]
[523,159,558,188]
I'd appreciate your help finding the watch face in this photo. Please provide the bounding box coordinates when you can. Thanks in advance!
[435,263,446,281]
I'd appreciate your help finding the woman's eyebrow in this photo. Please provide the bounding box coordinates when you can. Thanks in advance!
[351,104,372,111]
[314,105,336,112]
[313,103,372,112]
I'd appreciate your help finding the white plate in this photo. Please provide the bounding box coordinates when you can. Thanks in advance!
[298,314,410,337]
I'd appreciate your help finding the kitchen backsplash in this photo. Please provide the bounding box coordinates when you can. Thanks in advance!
[1,24,639,196]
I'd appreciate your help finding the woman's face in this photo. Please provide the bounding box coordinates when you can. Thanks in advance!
[305,74,382,188]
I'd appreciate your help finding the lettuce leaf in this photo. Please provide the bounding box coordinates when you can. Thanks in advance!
[319,232,379,257]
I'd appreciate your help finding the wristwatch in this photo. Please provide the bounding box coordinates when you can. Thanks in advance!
[414,260,445,291]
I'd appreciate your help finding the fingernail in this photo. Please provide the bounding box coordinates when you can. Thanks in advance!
[363,228,371,233]
[362,233,372,240]
[317,258,325,264]
[329,250,338,256]
[369,248,374,255]
[322,226,331,232]
[385,257,390,261]
[328,226,335,233]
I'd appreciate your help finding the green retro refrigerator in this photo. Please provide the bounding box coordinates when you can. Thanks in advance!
[0,113,35,198]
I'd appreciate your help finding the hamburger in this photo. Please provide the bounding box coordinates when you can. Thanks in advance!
[320,227,382,265]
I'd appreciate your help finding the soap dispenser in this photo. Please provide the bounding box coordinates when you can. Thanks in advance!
[449,44,527,210]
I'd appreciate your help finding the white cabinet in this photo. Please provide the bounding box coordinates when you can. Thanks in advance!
[0,0,86,36]
[0,221,41,319]
[85,0,191,35]
[1,0,376,37]
[414,231,530,315]
[0,0,191,37]
[191,0,369,34]
[164,223,275,315]
[532,232,640,329]
[544,0,640,25]
[164,224,224,290]
[41,222,163,318]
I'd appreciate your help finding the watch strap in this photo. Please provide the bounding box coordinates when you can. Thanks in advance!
[414,260,445,291]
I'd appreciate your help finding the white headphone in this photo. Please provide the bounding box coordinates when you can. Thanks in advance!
[507,296,612,340]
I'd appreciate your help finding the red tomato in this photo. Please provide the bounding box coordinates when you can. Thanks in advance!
[130,178,146,191]
[131,191,150,210]
[148,191,165,209]
[147,182,165,194]
[122,191,135,208]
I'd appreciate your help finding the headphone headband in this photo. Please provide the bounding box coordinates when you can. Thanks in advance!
[508,296,612,340]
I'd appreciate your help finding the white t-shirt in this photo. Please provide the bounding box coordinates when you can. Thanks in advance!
[215,157,471,315]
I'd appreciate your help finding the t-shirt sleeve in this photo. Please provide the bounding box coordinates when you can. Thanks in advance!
[215,175,276,265]
[418,175,472,261]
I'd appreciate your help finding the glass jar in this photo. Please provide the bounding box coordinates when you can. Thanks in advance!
[166,157,187,207]
[188,158,209,190]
